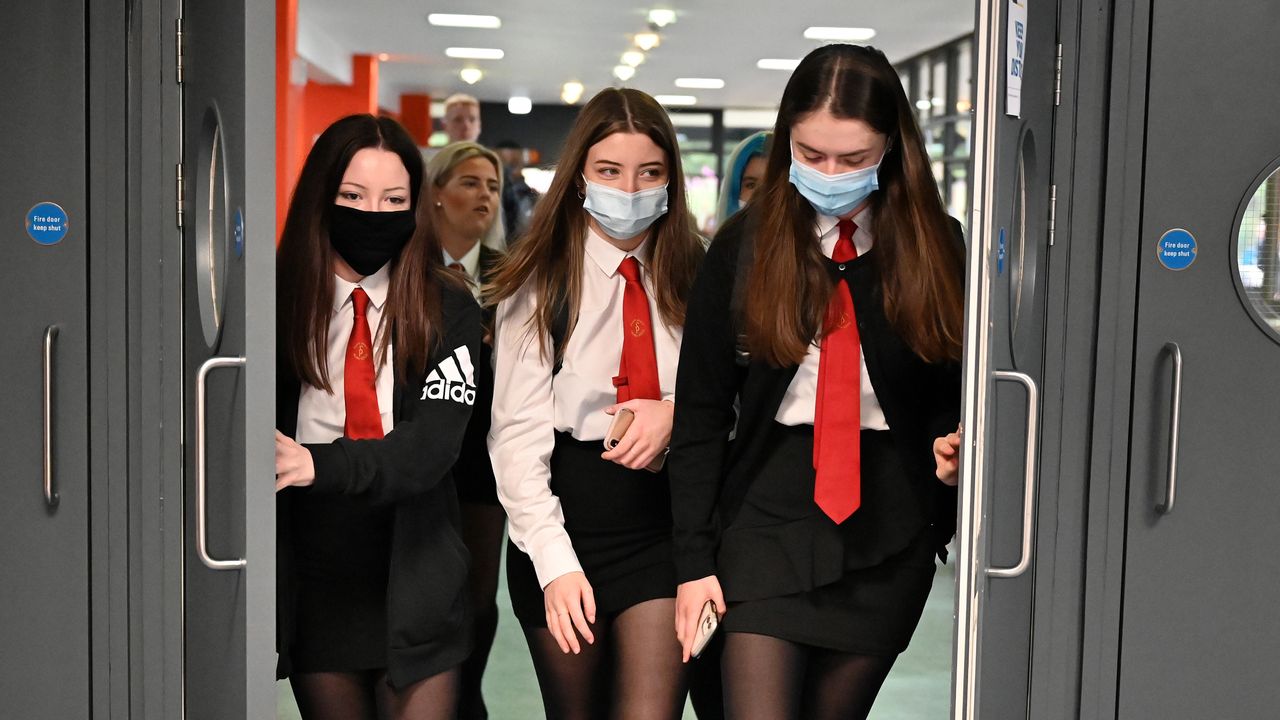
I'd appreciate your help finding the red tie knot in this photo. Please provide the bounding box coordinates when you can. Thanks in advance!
[617,256,643,284]
[448,262,466,273]
[351,287,371,317]
[833,219,858,263]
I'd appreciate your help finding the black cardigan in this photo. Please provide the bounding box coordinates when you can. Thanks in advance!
[667,212,962,585]
[276,281,482,689]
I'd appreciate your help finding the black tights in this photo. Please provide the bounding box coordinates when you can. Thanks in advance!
[721,632,896,720]
[290,667,460,720]
[457,502,507,719]
[522,598,689,720]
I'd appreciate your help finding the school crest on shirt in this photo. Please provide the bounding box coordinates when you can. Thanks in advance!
[631,319,646,337]
[420,345,477,405]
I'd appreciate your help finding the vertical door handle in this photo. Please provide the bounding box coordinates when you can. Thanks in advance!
[1157,342,1183,514]
[196,355,247,571]
[43,325,60,510]
[987,370,1039,578]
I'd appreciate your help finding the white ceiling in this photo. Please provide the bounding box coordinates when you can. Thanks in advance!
[299,0,974,111]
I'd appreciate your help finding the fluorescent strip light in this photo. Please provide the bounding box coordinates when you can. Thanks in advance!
[654,94,697,106]
[445,47,504,60]
[675,78,725,89]
[757,58,800,71]
[804,26,876,41]
[428,14,501,29]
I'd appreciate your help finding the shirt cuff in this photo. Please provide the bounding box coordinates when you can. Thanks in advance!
[530,533,584,589]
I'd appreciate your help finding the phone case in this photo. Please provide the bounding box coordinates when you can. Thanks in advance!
[603,408,667,473]
[690,599,720,659]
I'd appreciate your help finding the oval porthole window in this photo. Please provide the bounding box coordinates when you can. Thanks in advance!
[1233,163,1280,345]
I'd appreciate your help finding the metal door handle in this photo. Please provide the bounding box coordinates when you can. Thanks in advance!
[1157,342,1182,514]
[196,355,247,570]
[43,326,60,510]
[987,370,1039,578]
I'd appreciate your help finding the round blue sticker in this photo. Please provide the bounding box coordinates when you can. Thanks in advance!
[26,202,69,245]
[233,207,245,258]
[1157,228,1197,271]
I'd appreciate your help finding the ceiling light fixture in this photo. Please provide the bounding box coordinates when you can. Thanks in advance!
[915,99,932,110]
[428,13,501,29]
[622,50,646,67]
[634,32,661,51]
[508,96,532,115]
[648,9,677,27]
[613,64,636,82]
[756,58,800,71]
[675,77,724,89]
[460,67,483,84]
[445,47,504,60]
[654,94,697,106]
[803,26,877,41]
[562,81,585,104]
[377,53,390,62]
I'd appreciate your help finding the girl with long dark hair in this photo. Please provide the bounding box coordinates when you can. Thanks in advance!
[669,44,965,719]
[275,114,481,720]
[486,87,706,719]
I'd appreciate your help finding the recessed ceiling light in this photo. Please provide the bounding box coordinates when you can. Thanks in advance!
[648,9,676,27]
[445,47,504,60]
[508,96,532,114]
[622,50,646,67]
[803,26,877,41]
[915,99,932,110]
[460,67,483,84]
[634,32,661,51]
[654,94,697,106]
[562,81,585,104]
[757,58,800,71]
[428,14,501,29]
[675,78,724,89]
[613,65,636,82]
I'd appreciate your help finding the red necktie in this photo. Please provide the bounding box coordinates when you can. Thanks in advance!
[344,287,384,439]
[613,256,663,403]
[813,219,861,523]
[448,261,466,273]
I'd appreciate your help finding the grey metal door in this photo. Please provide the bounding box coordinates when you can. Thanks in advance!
[179,0,276,717]
[0,2,91,717]
[956,0,1070,716]
[1115,1,1280,716]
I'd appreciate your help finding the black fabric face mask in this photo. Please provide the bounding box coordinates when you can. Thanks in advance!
[327,205,416,276]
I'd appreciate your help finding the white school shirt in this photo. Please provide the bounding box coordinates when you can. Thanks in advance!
[774,206,890,430]
[295,262,396,443]
[444,241,483,300]
[488,227,681,588]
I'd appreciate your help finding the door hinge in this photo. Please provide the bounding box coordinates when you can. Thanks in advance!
[1053,43,1063,106]
[176,162,185,229]
[176,18,185,84]
[1047,184,1057,246]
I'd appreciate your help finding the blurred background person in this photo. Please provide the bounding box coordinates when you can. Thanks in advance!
[714,131,771,229]
[443,93,482,144]
[495,139,541,247]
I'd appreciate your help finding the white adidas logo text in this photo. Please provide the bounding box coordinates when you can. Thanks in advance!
[421,345,477,405]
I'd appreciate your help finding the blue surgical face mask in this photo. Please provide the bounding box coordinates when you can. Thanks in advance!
[788,144,886,217]
[582,176,669,240]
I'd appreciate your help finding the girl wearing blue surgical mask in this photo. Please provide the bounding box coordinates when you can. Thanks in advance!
[669,44,966,719]
[485,88,707,719]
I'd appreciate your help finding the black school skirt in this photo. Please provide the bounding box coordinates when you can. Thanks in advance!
[718,425,938,656]
[507,431,677,627]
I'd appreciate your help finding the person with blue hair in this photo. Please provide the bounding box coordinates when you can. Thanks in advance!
[715,131,772,225]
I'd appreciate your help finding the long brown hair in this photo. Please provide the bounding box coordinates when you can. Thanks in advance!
[745,44,964,366]
[278,114,457,390]
[485,88,704,362]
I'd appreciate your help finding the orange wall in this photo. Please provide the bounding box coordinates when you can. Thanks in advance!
[276,0,301,238]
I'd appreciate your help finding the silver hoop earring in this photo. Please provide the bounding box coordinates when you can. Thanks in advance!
[435,201,443,208]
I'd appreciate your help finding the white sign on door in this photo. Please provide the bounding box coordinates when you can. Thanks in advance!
[1007,0,1028,117]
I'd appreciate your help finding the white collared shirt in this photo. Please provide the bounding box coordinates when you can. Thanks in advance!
[488,226,681,588]
[775,206,889,430]
[295,262,396,443]
[444,241,484,300]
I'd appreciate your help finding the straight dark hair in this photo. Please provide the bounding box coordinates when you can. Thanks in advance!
[745,44,964,366]
[278,114,456,390]
[485,87,704,362]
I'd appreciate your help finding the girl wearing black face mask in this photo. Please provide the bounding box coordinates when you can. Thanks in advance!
[275,114,482,720]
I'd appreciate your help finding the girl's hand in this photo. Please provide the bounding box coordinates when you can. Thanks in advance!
[543,571,597,654]
[275,430,316,491]
[933,424,962,486]
[675,575,725,663]
[601,399,673,470]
